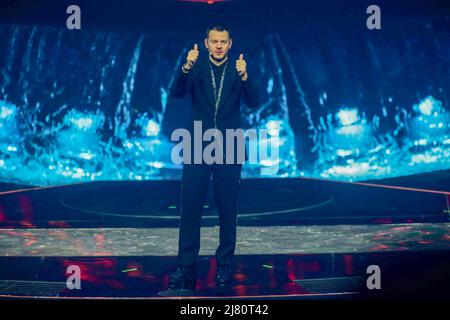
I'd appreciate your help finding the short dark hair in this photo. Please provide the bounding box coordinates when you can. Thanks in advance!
[205,25,232,39]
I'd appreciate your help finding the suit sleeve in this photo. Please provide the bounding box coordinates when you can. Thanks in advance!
[170,68,192,98]
[241,77,259,108]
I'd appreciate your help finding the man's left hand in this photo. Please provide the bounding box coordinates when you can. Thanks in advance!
[236,53,248,81]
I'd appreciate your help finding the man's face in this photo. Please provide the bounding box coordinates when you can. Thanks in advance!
[204,30,232,61]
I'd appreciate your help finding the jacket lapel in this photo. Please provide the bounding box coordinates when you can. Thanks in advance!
[217,62,237,116]
[202,62,216,117]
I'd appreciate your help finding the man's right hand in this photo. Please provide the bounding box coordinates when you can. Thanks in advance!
[184,43,199,71]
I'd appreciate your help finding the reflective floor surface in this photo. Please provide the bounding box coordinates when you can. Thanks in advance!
[0,170,449,299]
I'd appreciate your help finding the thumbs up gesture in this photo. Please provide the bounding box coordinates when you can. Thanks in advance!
[236,53,248,81]
[184,43,199,72]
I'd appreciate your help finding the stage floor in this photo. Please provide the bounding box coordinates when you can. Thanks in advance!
[0,223,449,256]
[0,170,449,299]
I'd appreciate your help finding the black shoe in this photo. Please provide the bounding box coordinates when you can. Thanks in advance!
[168,266,196,290]
[216,266,233,291]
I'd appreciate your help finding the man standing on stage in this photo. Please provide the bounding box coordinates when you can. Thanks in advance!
[168,25,259,291]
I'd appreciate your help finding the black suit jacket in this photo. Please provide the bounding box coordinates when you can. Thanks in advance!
[170,57,259,164]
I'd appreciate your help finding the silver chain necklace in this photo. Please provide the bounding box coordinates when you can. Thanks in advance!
[209,59,228,162]
[209,60,228,115]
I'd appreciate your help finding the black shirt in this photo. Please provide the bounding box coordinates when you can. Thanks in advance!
[210,59,228,89]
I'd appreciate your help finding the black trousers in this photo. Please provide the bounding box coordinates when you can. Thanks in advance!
[177,163,242,267]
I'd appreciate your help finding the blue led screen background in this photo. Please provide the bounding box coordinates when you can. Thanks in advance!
[0,0,449,186]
